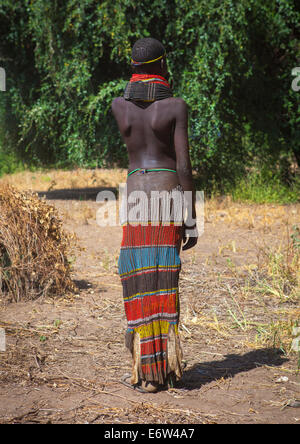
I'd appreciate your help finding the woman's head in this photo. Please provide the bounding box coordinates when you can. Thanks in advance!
[131,38,168,77]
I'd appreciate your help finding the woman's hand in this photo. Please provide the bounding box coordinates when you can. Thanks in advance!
[182,224,198,251]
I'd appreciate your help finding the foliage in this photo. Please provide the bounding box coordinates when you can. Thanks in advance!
[0,0,299,191]
[228,166,300,204]
[0,149,22,177]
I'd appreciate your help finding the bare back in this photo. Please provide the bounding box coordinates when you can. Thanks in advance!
[111,96,189,195]
[112,88,197,249]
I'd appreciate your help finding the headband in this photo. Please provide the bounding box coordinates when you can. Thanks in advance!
[131,52,166,67]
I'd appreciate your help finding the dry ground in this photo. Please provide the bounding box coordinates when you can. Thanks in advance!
[0,169,299,424]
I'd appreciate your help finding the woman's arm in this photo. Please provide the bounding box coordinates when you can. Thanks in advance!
[173,98,198,250]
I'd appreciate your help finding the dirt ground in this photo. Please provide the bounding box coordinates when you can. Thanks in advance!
[0,173,299,424]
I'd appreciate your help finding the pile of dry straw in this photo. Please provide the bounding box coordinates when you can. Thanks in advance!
[0,184,76,302]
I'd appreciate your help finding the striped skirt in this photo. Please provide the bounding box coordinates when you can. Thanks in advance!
[118,221,184,385]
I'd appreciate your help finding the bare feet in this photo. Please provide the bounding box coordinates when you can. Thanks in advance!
[140,380,158,393]
[121,374,158,393]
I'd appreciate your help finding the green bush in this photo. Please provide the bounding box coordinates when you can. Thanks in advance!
[0,0,299,192]
[229,168,300,204]
[0,100,22,176]
[0,149,22,177]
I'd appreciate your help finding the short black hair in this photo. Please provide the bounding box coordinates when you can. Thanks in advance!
[131,38,165,64]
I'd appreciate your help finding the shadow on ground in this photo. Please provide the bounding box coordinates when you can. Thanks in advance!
[73,280,94,290]
[73,280,108,293]
[178,348,288,390]
[37,187,118,201]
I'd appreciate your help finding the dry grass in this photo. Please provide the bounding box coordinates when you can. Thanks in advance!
[180,217,300,362]
[204,194,300,231]
[1,167,299,228]
[0,184,76,302]
[1,167,299,230]
[0,168,299,423]
[0,168,127,192]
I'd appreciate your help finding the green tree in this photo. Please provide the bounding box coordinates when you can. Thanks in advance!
[0,0,299,191]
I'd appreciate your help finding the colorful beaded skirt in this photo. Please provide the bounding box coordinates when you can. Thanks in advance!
[118,221,184,385]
